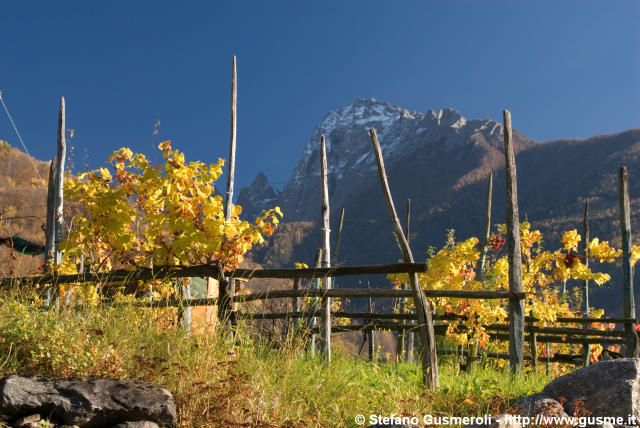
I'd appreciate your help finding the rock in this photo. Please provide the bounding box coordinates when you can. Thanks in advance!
[539,359,640,419]
[463,414,522,428]
[111,422,161,428]
[0,375,176,428]
[14,414,40,427]
[513,394,568,418]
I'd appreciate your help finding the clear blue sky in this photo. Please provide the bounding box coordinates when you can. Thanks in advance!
[1,1,638,189]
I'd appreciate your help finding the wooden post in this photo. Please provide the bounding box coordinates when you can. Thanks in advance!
[582,198,591,366]
[477,172,493,285]
[54,97,66,267]
[220,55,238,328]
[293,277,302,332]
[43,98,67,307]
[44,158,56,267]
[181,278,192,334]
[545,342,550,375]
[405,199,415,363]
[397,199,411,362]
[619,166,638,358]
[43,158,56,305]
[369,128,439,389]
[470,174,493,370]
[528,299,537,369]
[367,281,375,362]
[502,110,524,374]
[319,135,332,361]
[333,208,345,266]
[310,248,323,357]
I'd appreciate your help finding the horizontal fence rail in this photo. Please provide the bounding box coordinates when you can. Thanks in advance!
[1,263,432,287]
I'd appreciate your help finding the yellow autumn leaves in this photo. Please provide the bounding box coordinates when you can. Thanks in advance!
[60,142,282,275]
[389,222,629,357]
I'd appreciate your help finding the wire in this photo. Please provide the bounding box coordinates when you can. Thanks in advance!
[0,90,43,180]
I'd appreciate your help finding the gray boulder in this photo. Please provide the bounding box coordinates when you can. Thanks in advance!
[539,359,640,419]
[0,375,176,428]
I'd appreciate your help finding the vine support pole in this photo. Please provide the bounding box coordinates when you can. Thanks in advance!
[503,110,524,374]
[220,55,238,329]
[292,278,302,332]
[582,198,591,366]
[43,157,56,305]
[477,172,493,284]
[405,199,415,362]
[44,98,67,307]
[396,199,412,362]
[54,97,66,267]
[319,135,332,361]
[619,166,638,358]
[369,128,439,390]
[309,248,323,357]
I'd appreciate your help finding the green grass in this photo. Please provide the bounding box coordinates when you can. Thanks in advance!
[0,289,557,427]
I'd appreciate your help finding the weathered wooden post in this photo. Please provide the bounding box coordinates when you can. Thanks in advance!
[470,173,493,370]
[220,55,238,328]
[582,198,591,366]
[528,299,537,369]
[43,158,56,305]
[545,342,550,375]
[477,172,493,285]
[43,98,67,307]
[181,278,192,334]
[293,277,302,332]
[319,135,332,361]
[405,199,415,363]
[619,166,638,358]
[310,248,323,357]
[369,128,439,389]
[54,97,66,267]
[396,199,411,362]
[503,110,524,374]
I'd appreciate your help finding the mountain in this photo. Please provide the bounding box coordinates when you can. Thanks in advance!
[236,172,280,221]
[238,98,640,315]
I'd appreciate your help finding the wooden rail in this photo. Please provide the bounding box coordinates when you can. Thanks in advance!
[1,262,431,287]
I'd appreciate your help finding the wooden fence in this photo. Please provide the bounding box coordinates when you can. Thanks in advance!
[2,262,634,374]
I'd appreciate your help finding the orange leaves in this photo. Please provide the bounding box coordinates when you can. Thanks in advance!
[488,235,505,253]
[158,140,171,151]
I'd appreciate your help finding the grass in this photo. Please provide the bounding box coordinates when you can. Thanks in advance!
[0,288,558,427]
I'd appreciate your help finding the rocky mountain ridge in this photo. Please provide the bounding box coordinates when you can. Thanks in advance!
[238,98,640,314]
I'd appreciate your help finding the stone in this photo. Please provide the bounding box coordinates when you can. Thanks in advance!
[539,359,640,419]
[0,375,176,428]
[513,394,568,418]
[14,414,41,427]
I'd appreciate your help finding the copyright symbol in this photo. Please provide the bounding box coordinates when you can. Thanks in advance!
[354,414,366,425]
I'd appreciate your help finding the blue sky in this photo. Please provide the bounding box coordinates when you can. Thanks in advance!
[1,1,638,189]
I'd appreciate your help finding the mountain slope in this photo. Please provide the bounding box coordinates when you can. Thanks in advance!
[239,99,640,314]
[0,140,50,275]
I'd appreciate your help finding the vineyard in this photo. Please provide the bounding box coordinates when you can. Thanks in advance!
[0,58,638,426]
